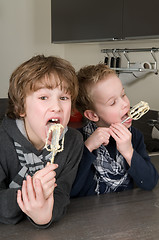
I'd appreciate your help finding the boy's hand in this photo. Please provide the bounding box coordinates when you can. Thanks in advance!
[109,123,133,165]
[33,163,58,199]
[85,127,110,152]
[17,175,54,225]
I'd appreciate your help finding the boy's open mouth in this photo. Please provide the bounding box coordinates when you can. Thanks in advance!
[121,113,130,122]
[48,119,60,124]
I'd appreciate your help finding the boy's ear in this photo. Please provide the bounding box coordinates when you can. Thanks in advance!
[84,110,99,122]
[19,112,25,117]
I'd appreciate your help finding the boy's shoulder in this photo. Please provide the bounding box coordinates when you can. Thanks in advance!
[131,125,143,137]
[0,118,16,153]
[0,117,16,135]
[0,117,24,150]
[62,127,84,156]
[67,127,83,141]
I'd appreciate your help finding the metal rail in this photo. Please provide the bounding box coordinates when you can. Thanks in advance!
[101,47,159,74]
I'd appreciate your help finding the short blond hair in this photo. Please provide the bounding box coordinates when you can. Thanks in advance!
[7,55,78,119]
[76,64,115,116]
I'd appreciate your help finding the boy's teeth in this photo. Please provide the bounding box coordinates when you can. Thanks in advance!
[122,115,128,121]
[49,119,59,123]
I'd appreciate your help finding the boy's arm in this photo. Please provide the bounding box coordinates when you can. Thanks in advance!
[50,129,84,223]
[32,162,58,199]
[85,127,110,152]
[71,127,110,197]
[70,145,96,197]
[0,168,24,224]
[0,137,25,224]
[18,130,84,228]
[109,123,133,165]
[127,127,159,190]
[17,175,54,226]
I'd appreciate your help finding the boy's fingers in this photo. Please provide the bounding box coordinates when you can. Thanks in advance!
[17,189,25,212]
[38,163,58,176]
[17,180,30,212]
[34,178,45,202]
[33,163,58,182]
[46,163,58,170]
[26,175,36,201]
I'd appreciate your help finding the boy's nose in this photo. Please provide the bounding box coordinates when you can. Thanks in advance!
[50,100,61,112]
[121,99,129,109]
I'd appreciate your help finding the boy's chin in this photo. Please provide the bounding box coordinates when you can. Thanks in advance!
[123,121,132,128]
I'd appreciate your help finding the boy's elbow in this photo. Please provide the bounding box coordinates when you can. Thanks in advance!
[138,176,159,191]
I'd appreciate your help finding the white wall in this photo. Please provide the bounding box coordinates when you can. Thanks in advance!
[0,0,65,97]
[1,0,159,111]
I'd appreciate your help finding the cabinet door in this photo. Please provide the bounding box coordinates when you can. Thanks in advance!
[51,0,123,43]
[123,0,159,39]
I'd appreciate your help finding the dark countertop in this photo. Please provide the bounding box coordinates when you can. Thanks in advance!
[1,174,159,240]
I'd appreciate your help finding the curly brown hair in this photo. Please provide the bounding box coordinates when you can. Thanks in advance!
[7,55,78,119]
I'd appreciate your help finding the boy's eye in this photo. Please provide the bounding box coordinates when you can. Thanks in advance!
[60,96,69,100]
[40,96,47,100]
[109,99,116,106]
[122,89,126,97]
[110,101,115,106]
